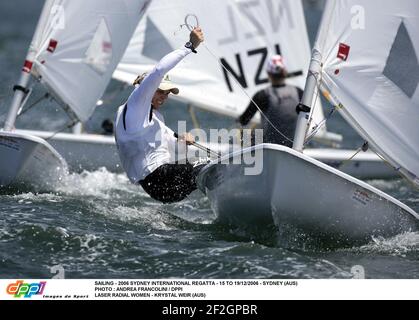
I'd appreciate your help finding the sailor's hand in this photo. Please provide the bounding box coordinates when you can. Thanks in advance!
[190,27,204,49]
[179,132,195,145]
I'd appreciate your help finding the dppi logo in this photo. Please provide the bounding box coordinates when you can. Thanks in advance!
[6,280,46,298]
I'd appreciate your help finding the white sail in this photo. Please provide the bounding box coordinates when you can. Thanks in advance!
[315,0,419,185]
[114,0,329,139]
[29,0,151,122]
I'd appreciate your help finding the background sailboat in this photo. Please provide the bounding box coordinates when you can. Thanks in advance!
[0,0,151,188]
[312,0,419,187]
[197,0,419,247]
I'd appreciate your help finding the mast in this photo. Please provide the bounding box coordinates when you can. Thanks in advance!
[3,0,55,131]
[292,49,322,151]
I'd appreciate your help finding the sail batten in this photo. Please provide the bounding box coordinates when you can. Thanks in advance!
[315,0,419,185]
[29,0,150,122]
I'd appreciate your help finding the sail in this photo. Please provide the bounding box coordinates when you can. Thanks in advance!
[114,0,331,140]
[29,0,151,122]
[315,0,419,185]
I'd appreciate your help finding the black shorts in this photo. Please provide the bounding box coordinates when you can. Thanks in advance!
[139,163,204,203]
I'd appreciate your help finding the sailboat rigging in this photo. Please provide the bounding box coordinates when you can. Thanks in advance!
[197,0,419,247]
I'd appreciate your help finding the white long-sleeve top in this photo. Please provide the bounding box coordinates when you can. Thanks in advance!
[115,47,192,183]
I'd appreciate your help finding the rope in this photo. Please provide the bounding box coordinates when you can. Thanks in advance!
[336,141,405,174]
[174,14,199,35]
[179,14,294,144]
[337,141,369,169]
[183,14,199,31]
[372,149,407,177]
[337,141,416,188]
[373,152,418,189]
[45,120,78,141]
[18,93,49,116]
[304,104,338,145]
[202,44,294,144]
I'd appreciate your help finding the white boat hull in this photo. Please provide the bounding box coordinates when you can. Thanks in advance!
[197,144,419,247]
[16,130,121,173]
[0,131,68,190]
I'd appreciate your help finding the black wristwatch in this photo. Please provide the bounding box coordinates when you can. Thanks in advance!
[185,41,197,53]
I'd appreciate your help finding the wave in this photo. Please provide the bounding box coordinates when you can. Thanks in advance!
[356,232,419,256]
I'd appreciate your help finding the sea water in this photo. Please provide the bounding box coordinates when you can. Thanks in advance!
[0,0,418,279]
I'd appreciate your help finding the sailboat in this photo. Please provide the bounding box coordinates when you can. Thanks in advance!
[196,0,419,246]
[113,0,398,180]
[0,0,151,188]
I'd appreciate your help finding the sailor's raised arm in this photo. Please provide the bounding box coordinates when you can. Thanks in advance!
[143,26,204,87]
[124,28,204,132]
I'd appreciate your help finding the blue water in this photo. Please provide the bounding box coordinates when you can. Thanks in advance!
[0,0,418,279]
